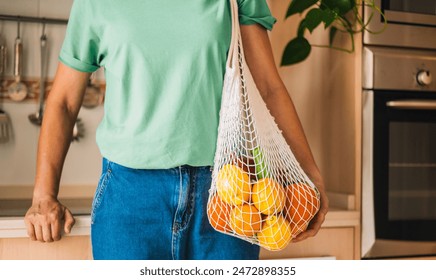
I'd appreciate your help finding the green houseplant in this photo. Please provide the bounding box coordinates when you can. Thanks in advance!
[281,0,386,65]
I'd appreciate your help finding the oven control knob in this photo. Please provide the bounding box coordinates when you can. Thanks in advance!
[416,70,432,86]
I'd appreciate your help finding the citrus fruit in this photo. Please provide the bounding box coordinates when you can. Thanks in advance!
[229,204,262,237]
[207,194,232,232]
[257,215,293,251]
[284,183,320,228]
[252,178,286,215]
[291,221,309,237]
[216,164,251,206]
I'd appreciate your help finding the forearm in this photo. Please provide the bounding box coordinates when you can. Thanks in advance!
[32,100,77,201]
[32,63,89,202]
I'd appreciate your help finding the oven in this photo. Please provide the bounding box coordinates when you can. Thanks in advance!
[362,46,436,259]
[364,0,436,49]
[362,0,436,259]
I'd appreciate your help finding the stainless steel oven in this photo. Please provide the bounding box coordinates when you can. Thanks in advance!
[362,46,436,258]
[364,0,436,50]
[362,0,436,259]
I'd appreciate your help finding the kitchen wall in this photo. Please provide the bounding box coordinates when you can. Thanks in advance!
[0,0,104,188]
[268,2,358,196]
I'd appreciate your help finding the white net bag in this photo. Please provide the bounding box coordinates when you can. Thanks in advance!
[206,0,321,251]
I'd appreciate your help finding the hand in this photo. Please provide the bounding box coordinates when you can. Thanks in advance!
[292,179,329,243]
[24,197,75,242]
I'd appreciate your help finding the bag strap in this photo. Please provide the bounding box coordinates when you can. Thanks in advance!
[227,0,240,70]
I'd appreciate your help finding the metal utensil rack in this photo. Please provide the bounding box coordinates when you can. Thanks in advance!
[0,14,68,101]
[0,14,68,25]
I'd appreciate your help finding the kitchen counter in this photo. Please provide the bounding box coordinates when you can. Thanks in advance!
[0,208,359,239]
[0,188,359,239]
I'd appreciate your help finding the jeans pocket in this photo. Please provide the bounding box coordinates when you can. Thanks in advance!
[91,160,113,224]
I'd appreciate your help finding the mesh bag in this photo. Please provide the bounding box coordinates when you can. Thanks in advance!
[206,0,321,251]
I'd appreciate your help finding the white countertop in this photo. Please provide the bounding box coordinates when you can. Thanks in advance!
[0,209,359,239]
[0,215,91,238]
[0,188,359,239]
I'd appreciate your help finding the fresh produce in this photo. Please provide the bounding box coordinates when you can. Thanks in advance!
[207,194,232,232]
[252,178,286,215]
[229,204,262,237]
[252,147,269,179]
[257,215,293,251]
[284,183,320,235]
[216,164,251,206]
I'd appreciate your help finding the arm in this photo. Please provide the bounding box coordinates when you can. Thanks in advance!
[24,63,91,242]
[240,24,329,242]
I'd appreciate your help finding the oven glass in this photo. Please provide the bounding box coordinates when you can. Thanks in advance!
[389,122,436,220]
[387,0,436,15]
[374,91,436,241]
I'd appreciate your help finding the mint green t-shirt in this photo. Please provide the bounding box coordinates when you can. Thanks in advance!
[60,0,276,169]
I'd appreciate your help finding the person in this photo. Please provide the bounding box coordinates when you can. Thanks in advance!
[24,0,328,260]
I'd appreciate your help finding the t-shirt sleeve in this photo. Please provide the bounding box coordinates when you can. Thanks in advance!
[237,0,277,31]
[59,0,101,72]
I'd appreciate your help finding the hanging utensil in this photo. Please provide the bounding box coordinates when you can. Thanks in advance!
[8,21,28,102]
[0,34,10,143]
[72,118,85,142]
[0,32,7,93]
[29,24,48,126]
[82,73,104,109]
[0,107,10,143]
[0,39,6,78]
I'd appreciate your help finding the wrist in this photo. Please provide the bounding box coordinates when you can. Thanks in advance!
[32,186,59,203]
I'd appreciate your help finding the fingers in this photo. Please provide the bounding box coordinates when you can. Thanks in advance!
[64,208,75,234]
[34,225,44,242]
[51,219,61,241]
[24,216,37,241]
[24,201,75,243]
[42,223,54,243]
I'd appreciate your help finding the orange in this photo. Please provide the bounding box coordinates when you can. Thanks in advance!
[229,204,262,237]
[216,164,251,206]
[284,183,320,229]
[207,194,232,232]
[252,178,286,215]
[257,215,293,251]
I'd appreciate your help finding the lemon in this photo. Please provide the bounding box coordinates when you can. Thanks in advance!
[252,178,286,215]
[216,164,251,206]
[257,215,293,251]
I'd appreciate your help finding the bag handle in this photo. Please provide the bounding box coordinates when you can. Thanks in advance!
[227,0,241,70]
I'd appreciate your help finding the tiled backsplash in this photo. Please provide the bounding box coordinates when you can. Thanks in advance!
[0,0,103,188]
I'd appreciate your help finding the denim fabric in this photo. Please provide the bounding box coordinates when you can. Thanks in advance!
[91,158,260,260]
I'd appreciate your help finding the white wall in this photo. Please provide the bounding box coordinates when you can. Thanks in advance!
[0,0,103,189]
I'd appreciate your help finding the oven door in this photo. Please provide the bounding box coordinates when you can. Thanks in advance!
[374,90,436,240]
[362,90,436,258]
[364,0,436,49]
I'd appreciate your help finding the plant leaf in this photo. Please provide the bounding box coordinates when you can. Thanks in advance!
[305,8,323,33]
[322,8,337,28]
[286,0,319,18]
[329,26,338,46]
[281,37,312,66]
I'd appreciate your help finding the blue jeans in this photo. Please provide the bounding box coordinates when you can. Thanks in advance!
[91,158,260,260]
